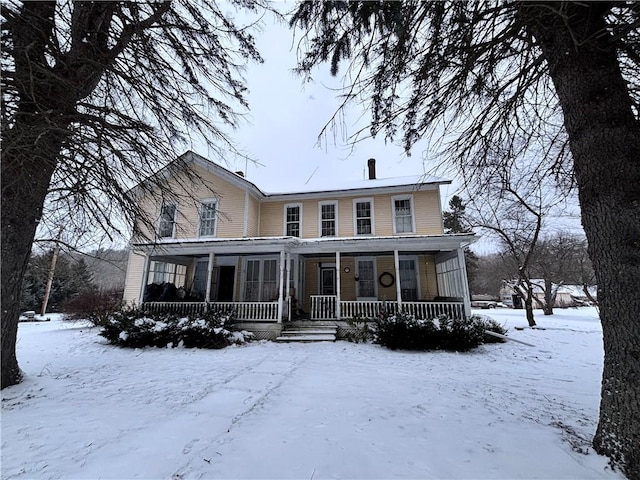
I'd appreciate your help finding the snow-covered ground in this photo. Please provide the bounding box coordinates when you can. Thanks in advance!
[1,308,623,479]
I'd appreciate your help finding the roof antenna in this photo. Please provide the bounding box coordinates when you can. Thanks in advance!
[305,166,319,185]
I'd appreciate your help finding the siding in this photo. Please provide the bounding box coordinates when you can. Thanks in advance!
[260,189,442,239]
[413,190,444,235]
[123,251,146,304]
[136,164,253,240]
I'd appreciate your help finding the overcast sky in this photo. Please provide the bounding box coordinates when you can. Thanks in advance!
[193,5,458,198]
[193,3,583,253]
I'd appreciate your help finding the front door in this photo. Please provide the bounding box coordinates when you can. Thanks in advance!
[217,266,235,301]
[320,267,336,295]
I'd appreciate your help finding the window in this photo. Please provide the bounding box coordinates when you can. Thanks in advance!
[149,261,186,287]
[436,256,465,298]
[192,261,208,297]
[158,203,176,238]
[354,199,373,235]
[319,201,337,237]
[393,196,414,234]
[285,204,301,237]
[356,258,376,298]
[199,200,217,237]
[243,258,278,301]
[399,258,418,301]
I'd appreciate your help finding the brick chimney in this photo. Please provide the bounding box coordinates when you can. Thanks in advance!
[367,158,376,180]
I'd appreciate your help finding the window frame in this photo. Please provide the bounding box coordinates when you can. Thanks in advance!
[283,203,303,237]
[391,194,415,234]
[353,198,375,236]
[318,200,338,237]
[157,202,177,239]
[198,198,218,238]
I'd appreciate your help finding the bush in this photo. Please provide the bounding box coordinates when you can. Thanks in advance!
[471,315,508,343]
[91,306,253,349]
[374,311,505,352]
[62,288,124,319]
[343,315,376,343]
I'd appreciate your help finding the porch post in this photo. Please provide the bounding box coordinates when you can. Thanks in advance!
[394,250,402,310]
[286,252,292,321]
[138,253,152,305]
[335,251,341,320]
[277,250,285,323]
[205,252,215,303]
[457,247,472,318]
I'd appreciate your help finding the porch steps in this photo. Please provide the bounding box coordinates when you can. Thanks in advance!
[276,324,338,343]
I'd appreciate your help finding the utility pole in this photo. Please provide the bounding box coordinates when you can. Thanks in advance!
[41,228,63,316]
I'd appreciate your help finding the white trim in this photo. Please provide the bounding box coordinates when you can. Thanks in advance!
[139,254,152,304]
[205,253,215,302]
[197,198,218,238]
[353,197,375,236]
[241,255,280,302]
[355,256,377,300]
[335,251,341,319]
[391,194,416,234]
[283,202,303,237]
[318,200,338,237]
[243,190,249,237]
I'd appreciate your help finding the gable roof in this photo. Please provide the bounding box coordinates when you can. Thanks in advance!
[179,151,450,199]
[130,150,452,201]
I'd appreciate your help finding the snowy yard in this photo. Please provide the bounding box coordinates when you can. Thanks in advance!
[1,307,623,479]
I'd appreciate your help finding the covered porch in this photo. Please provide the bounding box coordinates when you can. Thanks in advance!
[129,234,475,323]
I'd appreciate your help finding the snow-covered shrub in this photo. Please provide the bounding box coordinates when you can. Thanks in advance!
[94,307,252,349]
[375,311,441,350]
[375,311,503,351]
[437,315,486,351]
[471,315,508,343]
[343,315,376,343]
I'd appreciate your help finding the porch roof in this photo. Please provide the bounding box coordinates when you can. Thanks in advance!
[131,233,478,257]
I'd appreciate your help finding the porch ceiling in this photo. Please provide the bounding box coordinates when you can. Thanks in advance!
[131,233,478,257]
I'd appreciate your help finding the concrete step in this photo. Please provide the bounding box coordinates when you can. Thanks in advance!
[276,325,337,342]
[276,334,337,342]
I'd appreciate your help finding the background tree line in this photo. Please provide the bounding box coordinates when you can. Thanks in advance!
[20,249,127,315]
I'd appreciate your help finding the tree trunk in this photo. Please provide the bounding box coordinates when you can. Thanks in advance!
[1,117,65,388]
[523,286,536,327]
[543,278,554,315]
[526,4,640,476]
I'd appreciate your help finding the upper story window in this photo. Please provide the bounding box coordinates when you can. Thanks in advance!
[199,200,217,237]
[319,201,337,237]
[158,203,176,238]
[354,199,373,235]
[393,195,414,234]
[285,204,302,237]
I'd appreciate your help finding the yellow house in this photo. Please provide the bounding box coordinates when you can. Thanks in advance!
[123,151,477,338]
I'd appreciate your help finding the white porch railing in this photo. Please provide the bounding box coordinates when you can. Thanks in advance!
[311,296,466,320]
[142,301,279,322]
[310,295,337,320]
